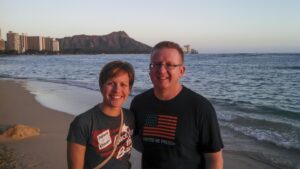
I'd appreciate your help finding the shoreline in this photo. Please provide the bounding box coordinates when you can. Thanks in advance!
[0,79,282,169]
[0,79,74,169]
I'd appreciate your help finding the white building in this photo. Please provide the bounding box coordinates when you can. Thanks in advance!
[182,45,191,54]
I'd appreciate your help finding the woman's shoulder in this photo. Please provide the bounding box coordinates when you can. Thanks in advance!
[73,105,99,123]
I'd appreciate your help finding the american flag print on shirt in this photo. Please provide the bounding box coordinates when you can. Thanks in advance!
[143,114,178,141]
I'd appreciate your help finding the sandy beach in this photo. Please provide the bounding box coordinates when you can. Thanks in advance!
[0,79,280,169]
[0,80,73,169]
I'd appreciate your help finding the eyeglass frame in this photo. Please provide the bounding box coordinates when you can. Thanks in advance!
[149,63,183,71]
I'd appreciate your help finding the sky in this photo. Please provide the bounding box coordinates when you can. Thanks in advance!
[1,0,300,53]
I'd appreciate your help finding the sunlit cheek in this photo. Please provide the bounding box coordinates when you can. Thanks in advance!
[124,88,130,97]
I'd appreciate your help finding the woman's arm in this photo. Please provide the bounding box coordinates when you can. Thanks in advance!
[67,142,86,169]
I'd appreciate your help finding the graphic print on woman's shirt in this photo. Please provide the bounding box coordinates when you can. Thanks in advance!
[91,123,133,159]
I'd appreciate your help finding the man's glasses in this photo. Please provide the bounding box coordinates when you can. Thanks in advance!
[149,63,182,71]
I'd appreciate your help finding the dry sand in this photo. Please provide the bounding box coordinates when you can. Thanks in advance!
[0,80,278,169]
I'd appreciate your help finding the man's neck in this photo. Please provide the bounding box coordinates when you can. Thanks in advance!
[154,84,183,101]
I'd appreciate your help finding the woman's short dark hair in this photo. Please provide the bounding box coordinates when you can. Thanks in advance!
[152,41,184,62]
[99,60,135,90]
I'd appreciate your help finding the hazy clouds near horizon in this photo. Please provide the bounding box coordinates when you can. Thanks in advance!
[1,0,300,53]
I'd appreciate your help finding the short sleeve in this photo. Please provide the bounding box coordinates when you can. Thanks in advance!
[130,96,144,152]
[198,100,224,153]
[67,116,90,145]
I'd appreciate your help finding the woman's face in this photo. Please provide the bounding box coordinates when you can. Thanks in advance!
[101,71,131,109]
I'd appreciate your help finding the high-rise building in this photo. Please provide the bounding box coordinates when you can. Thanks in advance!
[7,31,20,52]
[0,39,5,51]
[44,37,52,51]
[4,30,59,53]
[27,36,43,51]
[44,37,60,52]
[0,29,4,51]
[20,33,28,53]
[52,39,60,52]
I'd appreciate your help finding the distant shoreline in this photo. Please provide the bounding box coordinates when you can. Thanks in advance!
[0,51,151,55]
[1,52,300,56]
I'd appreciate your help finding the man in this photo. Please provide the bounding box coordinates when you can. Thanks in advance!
[130,41,224,169]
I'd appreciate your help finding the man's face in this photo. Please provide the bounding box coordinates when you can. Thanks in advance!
[149,48,185,91]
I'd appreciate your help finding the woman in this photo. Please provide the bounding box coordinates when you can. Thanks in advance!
[67,61,135,169]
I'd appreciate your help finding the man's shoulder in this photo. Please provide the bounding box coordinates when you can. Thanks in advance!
[130,88,153,109]
[122,108,134,118]
[182,86,212,104]
[133,88,153,100]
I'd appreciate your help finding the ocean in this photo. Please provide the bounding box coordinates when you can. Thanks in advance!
[0,54,299,168]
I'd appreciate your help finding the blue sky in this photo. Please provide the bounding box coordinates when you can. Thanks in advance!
[1,0,300,53]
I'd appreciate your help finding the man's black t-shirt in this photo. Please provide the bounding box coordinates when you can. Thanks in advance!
[130,86,223,169]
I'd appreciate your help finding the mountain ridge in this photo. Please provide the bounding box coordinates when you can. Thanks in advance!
[58,31,152,54]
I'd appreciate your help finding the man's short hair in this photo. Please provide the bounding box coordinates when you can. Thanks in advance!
[152,41,184,62]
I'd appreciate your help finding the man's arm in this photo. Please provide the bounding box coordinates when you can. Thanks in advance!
[204,150,223,169]
[67,142,86,169]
